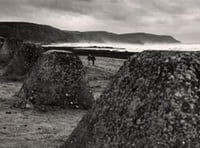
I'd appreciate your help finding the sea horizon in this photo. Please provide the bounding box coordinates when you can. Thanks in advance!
[43,42,200,52]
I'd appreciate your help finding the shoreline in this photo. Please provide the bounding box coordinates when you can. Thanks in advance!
[43,46,136,59]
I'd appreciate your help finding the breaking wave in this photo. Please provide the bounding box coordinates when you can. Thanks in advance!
[43,43,200,52]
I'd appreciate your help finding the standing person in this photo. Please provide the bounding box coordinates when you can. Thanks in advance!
[91,54,96,65]
[87,54,91,65]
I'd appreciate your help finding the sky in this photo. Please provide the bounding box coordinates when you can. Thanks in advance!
[0,0,199,43]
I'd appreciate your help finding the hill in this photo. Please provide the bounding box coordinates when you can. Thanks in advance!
[0,22,180,44]
[0,22,75,43]
[119,32,180,44]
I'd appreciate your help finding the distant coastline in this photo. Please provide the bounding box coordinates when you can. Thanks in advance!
[0,22,180,44]
[43,42,200,52]
[43,43,200,59]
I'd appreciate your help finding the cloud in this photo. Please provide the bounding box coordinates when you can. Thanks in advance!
[0,0,199,42]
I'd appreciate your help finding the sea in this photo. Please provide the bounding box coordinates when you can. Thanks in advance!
[43,43,200,52]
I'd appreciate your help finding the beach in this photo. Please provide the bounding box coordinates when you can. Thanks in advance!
[0,56,125,148]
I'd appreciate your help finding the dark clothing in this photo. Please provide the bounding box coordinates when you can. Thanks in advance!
[87,55,91,61]
[87,54,91,65]
[91,55,96,65]
[87,54,96,65]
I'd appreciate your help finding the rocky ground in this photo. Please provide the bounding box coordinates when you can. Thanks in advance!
[0,56,125,148]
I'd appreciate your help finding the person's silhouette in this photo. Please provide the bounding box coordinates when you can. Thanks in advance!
[91,54,96,65]
[87,54,91,65]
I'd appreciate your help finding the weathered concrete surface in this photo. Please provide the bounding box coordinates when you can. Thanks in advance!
[0,36,4,49]
[0,56,124,147]
[0,38,44,79]
[62,51,200,148]
[16,50,93,110]
[0,38,23,66]
[3,42,44,78]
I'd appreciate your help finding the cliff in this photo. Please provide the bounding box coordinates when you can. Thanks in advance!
[0,22,180,44]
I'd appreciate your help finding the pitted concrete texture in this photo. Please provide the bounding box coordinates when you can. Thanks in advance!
[62,51,200,148]
[16,50,93,111]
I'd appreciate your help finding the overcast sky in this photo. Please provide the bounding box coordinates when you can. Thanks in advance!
[0,0,199,43]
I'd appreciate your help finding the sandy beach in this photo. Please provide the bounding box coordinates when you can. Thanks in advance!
[0,56,125,148]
